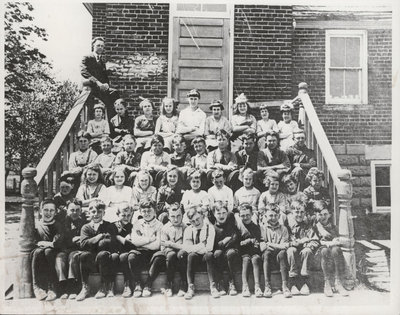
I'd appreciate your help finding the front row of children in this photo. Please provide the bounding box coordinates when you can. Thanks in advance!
[32,193,349,301]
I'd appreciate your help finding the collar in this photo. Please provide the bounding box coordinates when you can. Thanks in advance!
[41,219,55,226]
[143,217,157,226]
[267,221,280,230]
[196,152,207,158]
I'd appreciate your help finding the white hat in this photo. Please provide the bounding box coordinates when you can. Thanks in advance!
[235,93,248,104]
[280,100,294,112]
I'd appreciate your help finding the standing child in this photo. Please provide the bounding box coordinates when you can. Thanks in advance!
[115,134,141,186]
[260,207,292,298]
[237,203,263,297]
[109,98,134,145]
[257,104,278,150]
[277,101,298,151]
[182,205,218,299]
[233,168,260,214]
[127,198,164,298]
[134,98,157,153]
[313,200,349,297]
[204,100,232,150]
[93,136,116,177]
[208,169,234,212]
[31,198,64,301]
[76,164,106,212]
[76,199,118,301]
[87,103,110,154]
[155,97,179,152]
[286,201,320,296]
[130,170,157,222]
[160,203,188,297]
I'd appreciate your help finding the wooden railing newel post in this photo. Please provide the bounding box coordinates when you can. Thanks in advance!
[297,82,308,128]
[16,167,38,298]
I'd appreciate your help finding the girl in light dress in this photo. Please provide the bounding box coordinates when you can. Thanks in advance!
[154,97,179,153]
[277,101,298,151]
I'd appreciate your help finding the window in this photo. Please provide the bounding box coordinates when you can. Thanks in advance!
[172,3,230,18]
[371,161,391,213]
[325,30,368,104]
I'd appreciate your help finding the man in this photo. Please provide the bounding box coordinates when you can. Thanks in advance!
[285,129,316,191]
[81,37,119,119]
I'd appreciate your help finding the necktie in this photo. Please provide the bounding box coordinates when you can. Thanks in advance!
[195,229,201,244]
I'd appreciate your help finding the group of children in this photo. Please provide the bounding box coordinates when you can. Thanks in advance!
[31,89,349,301]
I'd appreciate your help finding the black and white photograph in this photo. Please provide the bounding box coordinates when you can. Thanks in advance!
[2,0,399,314]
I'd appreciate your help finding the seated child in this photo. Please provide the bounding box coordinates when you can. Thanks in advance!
[258,172,286,218]
[286,200,320,296]
[109,98,134,146]
[260,207,292,298]
[282,174,307,215]
[160,203,188,297]
[182,205,218,299]
[115,134,141,186]
[93,136,116,178]
[204,100,232,150]
[54,175,75,222]
[277,101,298,151]
[134,98,157,153]
[313,200,349,297]
[140,134,171,186]
[127,198,163,298]
[233,168,260,214]
[130,170,157,223]
[55,199,87,299]
[236,203,262,297]
[256,104,278,149]
[87,103,110,154]
[76,199,118,301]
[303,167,331,216]
[208,169,234,212]
[31,198,64,301]
[212,202,240,296]
[154,97,179,152]
[190,136,209,190]
[181,169,210,214]
[170,134,191,184]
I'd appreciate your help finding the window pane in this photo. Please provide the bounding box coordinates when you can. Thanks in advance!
[330,70,344,98]
[345,37,360,67]
[330,37,345,67]
[177,3,201,11]
[376,166,391,186]
[202,4,227,12]
[376,187,391,207]
[344,70,360,99]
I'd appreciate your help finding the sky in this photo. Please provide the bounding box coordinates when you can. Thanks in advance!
[28,1,92,83]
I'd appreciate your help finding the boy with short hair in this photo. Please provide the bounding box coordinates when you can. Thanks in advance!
[77,199,118,301]
[54,175,76,222]
[31,198,64,301]
[93,136,116,172]
[260,207,292,298]
[286,201,320,296]
[190,136,209,190]
[208,169,234,212]
[182,205,218,299]
[115,134,141,185]
[233,168,260,214]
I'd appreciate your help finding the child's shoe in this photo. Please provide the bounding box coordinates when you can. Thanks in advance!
[177,289,186,297]
[122,282,132,298]
[95,284,107,299]
[164,288,173,297]
[46,284,57,301]
[228,281,238,296]
[324,280,333,297]
[106,282,114,298]
[68,293,77,300]
[33,284,47,301]
[242,285,251,297]
[60,293,69,299]
[263,283,272,298]
[142,286,152,297]
[184,284,195,300]
[282,281,292,298]
[217,282,227,296]
[290,285,300,296]
[133,284,142,298]
[300,283,310,296]
[254,285,263,298]
[210,282,220,298]
[76,283,89,301]
[334,279,349,297]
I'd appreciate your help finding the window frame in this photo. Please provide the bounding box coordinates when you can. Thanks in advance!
[325,29,368,105]
[370,160,391,213]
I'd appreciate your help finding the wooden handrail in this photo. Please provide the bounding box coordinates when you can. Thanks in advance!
[34,88,92,184]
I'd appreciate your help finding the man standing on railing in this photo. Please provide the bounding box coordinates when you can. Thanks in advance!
[81,37,119,120]
[285,129,316,191]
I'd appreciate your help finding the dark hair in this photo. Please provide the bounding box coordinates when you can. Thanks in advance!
[100,136,113,144]
[165,202,183,214]
[161,97,178,116]
[114,98,127,109]
[186,205,201,220]
[282,173,297,184]
[172,134,185,146]
[91,37,105,50]
[77,130,91,141]
[306,167,325,183]
[234,102,250,115]
[81,163,104,185]
[241,131,257,142]
[139,198,156,210]
[191,136,206,146]
[265,203,280,214]
[41,198,56,209]
[312,200,330,213]
[212,200,228,213]
[66,198,83,208]
[150,134,164,147]
[215,129,230,141]
[110,166,127,185]
[239,202,253,213]
[88,199,106,211]
[265,131,279,140]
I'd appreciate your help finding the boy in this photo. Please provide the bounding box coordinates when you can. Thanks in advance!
[93,136,116,173]
[260,207,292,298]
[170,134,191,184]
[233,168,260,214]
[128,198,163,297]
[237,203,262,297]
[77,199,118,301]
[54,175,76,222]
[160,203,188,297]
[212,202,240,296]
[182,205,218,299]
[115,134,141,185]
[190,136,209,190]
[31,198,64,301]
[286,201,320,296]
[208,169,234,212]
[313,200,349,297]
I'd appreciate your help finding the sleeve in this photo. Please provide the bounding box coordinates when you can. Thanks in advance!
[258,193,266,212]
[250,115,257,130]
[205,224,215,252]
[140,152,149,169]
[80,225,97,251]
[76,185,85,201]
[88,150,98,164]
[227,188,234,212]
[52,222,65,249]
[80,55,97,81]
[68,152,78,170]
[224,118,232,134]
[184,153,192,168]
[204,117,211,136]
[197,112,206,136]
[207,151,215,169]
[183,226,194,246]
[160,225,169,251]
[86,120,94,134]
[103,120,110,134]
[281,226,290,243]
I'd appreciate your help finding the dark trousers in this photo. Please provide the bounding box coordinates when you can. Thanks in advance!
[79,250,114,284]
[242,253,262,287]
[126,250,164,288]
[165,250,187,289]
[262,249,288,284]
[31,247,58,289]
[214,248,240,283]
[320,246,346,280]
[287,246,314,277]
[182,251,215,285]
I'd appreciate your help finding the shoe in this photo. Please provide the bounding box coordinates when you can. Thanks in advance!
[282,282,292,298]
[122,282,132,298]
[228,281,238,296]
[60,293,69,299]
[334,279,349,297]
[76,283,89,301]
[133,284,142,298]
[164,288,173,297]
[263,284,272,298]
[242,285,251,297]
[210,283,220,299]
[46,285,57,301]
[177,289,186,297]
[33,285,47,301]
[142,286,152,297]
[95,284,107,299]
[290,285,300,296]
[324,280,333,297]
[184,284,195,300]
[68,293,77,300]
[217,282,227,296]
[300,283,310,296]
[255,286,263,298]
[106,282,114,297]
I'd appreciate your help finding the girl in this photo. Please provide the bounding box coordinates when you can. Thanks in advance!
[204,100,232,150]
[109,98,134,144]
[115,134,141,186]
[131,170,157,223]
[134,98,157,153]
[257,104,278,149]
[282,174,307,216]
[277,101,299,151]
[156,165,184,224]
[154,97,179,152]
[87,103,110,154]
[99,166,132,222]
[76,164,107,211]
[181,169,210,214]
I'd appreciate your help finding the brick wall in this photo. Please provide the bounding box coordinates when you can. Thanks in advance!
[292,28,392,145]
[92,3,169,116]
[234,5,293,108]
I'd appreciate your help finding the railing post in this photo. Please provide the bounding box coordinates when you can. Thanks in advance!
[297,82,308,128]
[16,167,38,298]
[336,169,356,288]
